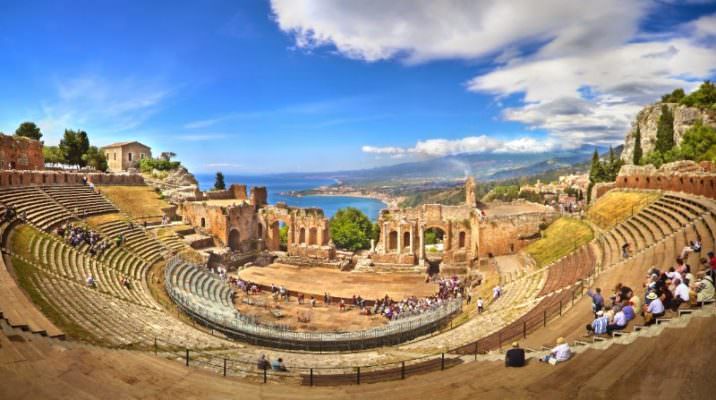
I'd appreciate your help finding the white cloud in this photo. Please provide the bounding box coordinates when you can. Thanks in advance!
[690,12,716,37]
[37,74,171,145]
[271,0,645,63]
[177,133,227,142]
[468,38,716,144]
[362,135,569,158]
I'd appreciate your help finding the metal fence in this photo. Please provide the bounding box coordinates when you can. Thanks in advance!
[164,257,463,351]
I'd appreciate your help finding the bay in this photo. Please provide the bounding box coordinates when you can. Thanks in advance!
[194,174,386,220]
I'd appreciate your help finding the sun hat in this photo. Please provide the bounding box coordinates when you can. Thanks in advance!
[646,292,658,300]
[512,342,519,348]
[556,337,565,344]
[596,310,604,316]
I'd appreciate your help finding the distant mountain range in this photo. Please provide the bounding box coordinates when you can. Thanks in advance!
[275,145,614,184]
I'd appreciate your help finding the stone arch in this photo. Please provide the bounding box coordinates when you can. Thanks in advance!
[388,231,398,251]
[229,229,241,251]
[459,231,466,248]
[309,227,318,245]
[403,231,411,249]
[299,227,306,244]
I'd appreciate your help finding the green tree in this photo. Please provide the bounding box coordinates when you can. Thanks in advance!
[424,230,437,245]
[160,151,176,161]
[661,88,685,103]
[15,121,43,141]
[589,149,606,183]
[82,146,108,172]
[632,125,643,165]
[214,172,226,190]
[278,225,288,246]
[59,129,90,166]
[42,146,66,165]
[680,81,716,108]
[329,207,374,251]
[676,122,716,162]
[654,105,675,153]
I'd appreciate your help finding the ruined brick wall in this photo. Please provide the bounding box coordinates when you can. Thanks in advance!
[478,212,556,257]
[0,134,43,170]
[614,161,716,199]
[591,182,617,203]
[180,202,230,245]
[250,187,267,207]
[0,170,144,187]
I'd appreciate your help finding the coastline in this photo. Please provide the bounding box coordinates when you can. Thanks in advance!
[290,191,402,209]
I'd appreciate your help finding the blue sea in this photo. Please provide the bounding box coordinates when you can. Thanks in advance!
[194,174,386,220]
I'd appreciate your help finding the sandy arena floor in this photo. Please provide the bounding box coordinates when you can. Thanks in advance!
[238,264,436,300]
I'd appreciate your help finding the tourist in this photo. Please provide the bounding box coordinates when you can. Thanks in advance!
[643,292,665,325]
[681,244,695,260]
[492,285,502,301]
[466,293,472,304]
[708,252,716,282]
[86,275,96,288]
[477,297,484,313]
[505,342,526,367]
[691,239,702,253]
[310,296,316,307]
[606,306,627,334]
[271,357,287,372]
[672,279,690,310]
[540,337,571,364]
[339,299,346,312]
[585,310,609,336]
[257,354,269,370]
[622,302,636,322]
[621,243,630,259]
[693,275,714,303]
[586,287,604,315]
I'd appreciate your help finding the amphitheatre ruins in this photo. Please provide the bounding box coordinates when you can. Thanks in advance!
[1,125,716,398]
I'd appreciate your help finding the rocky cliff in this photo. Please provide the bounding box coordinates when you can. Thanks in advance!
[621,103,716,164]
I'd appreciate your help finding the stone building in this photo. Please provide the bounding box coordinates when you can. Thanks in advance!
[179,184,335,259]
[101,141,152,172]
[372,178,557,274]
[0,134,44,170]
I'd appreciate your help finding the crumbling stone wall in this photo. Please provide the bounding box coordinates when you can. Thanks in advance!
[0,134,44,170]
[478,213,554,257]
[0,170,144,187]
[614,161,716,199]
[258,204,335,259]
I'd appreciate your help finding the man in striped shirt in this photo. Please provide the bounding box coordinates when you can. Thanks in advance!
[585,310,609,336]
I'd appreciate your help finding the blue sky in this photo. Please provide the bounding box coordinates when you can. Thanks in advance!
[1,1,715,174]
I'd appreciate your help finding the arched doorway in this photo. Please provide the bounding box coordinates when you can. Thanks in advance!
[200,217,206,228]
[458,231,466,248]
[423,226,446,275]
[403,231,411,251]
[388,231,398,251]
[229,229,241,251]
[308,227,318,245]
[299,227,306,244]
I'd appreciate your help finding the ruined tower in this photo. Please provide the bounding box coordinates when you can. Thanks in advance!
[465,177,478,208]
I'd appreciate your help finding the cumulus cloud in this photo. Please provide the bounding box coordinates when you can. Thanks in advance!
[270,0,644,63]
[362,135,570,158]
[272,1,716,150]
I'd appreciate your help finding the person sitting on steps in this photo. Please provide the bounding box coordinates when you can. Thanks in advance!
[505,342,526,367]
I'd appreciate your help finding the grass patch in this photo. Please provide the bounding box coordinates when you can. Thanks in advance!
[98,185,172,223]
[525,217,593,268]
[587,190,660,230]
[85,213,124,227]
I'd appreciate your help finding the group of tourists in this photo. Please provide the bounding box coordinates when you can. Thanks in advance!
[2,205,25,223]
[57,223,112,256]
[256,354,287,372]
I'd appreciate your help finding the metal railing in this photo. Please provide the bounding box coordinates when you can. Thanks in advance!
[164,257,463,351]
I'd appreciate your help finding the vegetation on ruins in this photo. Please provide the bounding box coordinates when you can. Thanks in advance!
[525,218,592,268]
[643,122,716,167]
[214,172,226,190]
[15,121,43,141]
[82,146,109,171]
[59,129,90,166]
[661,81,716,109]
[279,225,289,245]
[632,125,643,165]
[94,185,171,223]
[138,157,181,173]
[587,191,660,230]
[329,207,378,251]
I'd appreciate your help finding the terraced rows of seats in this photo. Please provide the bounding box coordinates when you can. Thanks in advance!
[97,220,166,264]
[154,228,190,252]
[41,185,117,217]
[166,260,234,309]
[25,231,156,309]
[0,187,72,231]
[0,222,64,338]
[537,246,595,297]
